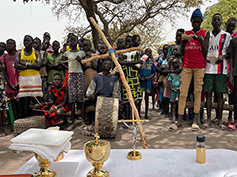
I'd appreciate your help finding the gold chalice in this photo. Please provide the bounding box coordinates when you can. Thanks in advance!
[84,133,110,177]
[33,152,64,177]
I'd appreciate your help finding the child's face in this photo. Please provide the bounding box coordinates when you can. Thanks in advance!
[192,17,202,31]
[53,75,62,87]
[7,40,15,52]
[52,42,60,52]
[24,36,33,48]
[83,41,91,52]
[43,32,51,41]
[175,31,183,44]
[172,59,179,69]
[102,61,112,71]
[42,41,49,50]
[163,46,169,56]
[172,46,181,56]
[212,15,222,29]
[98,44,107,54]
[158,47,163,55]
[70,36,78,49]
[145,49,152,58]
[33,39,41,50]
[0,43,5,53]
[133,36,140,47]
[117,39,125,49]
[125,37,133,48]
[226,21,236,34]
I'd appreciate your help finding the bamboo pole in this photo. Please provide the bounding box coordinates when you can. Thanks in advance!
[61,46,143,64]
[89,17,148,149]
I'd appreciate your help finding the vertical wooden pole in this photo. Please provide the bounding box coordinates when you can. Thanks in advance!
[89,17,148,149]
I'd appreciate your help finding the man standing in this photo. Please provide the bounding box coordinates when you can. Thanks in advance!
[203,13,231,128]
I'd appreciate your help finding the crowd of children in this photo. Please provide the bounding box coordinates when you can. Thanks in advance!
[0,8,237,136]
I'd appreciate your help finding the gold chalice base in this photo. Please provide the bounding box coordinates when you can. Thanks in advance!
[127,151,142,161]
[33,152,64,177]
[86,162,110,177]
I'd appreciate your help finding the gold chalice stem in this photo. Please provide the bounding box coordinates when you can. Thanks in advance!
[87,162,109,177]
[33,153,57,177]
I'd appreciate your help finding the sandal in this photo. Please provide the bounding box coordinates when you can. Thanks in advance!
[192,124,200,131]
[227,124,236,132]
[219,124,226,130]
[201,123,209,129]
[0,132,6,137]
[168,124,178,132]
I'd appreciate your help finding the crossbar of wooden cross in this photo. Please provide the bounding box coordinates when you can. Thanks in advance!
[89,17,148,149]
[61,46,143,64]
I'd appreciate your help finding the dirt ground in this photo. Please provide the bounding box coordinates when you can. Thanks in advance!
[1,100,237,175]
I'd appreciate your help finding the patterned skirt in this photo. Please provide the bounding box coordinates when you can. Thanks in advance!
[68,73,86,103]
[41,76,50,102]
[122,76,142,102]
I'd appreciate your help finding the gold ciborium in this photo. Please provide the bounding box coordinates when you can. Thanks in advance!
[84,133,110,177]
[33,152,64,177]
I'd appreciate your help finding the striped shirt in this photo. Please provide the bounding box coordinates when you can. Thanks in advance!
[205,29,231,75]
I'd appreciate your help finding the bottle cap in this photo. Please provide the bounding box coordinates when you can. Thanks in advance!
[196,135,205,142]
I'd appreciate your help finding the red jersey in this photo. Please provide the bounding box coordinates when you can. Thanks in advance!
[183,29,208,68]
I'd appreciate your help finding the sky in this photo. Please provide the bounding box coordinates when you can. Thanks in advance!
[0,0,218,49]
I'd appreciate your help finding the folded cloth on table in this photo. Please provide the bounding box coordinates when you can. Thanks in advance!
[9,137,71,163]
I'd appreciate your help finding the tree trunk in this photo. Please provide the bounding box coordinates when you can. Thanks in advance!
[80,0,99,48]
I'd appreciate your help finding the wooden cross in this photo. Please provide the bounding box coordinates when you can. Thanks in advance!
[89,17,148,149]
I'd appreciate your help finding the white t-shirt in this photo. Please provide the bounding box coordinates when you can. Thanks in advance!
[63,50,86,73]
[205,29,231,75]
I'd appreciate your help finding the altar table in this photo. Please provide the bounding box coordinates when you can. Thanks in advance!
[15,149,237,177]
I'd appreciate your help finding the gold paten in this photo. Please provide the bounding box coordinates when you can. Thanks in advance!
[33,152,64,177]
[84,133,110,177]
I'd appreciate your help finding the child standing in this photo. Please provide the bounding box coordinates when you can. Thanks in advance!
[47,41,65,84]
[0,39,19,120]
[14,35,43,118]
[82,39,98,88]
[226,17,237,125]
[118,35,143,120]
[169,58,181,123]
[63,34,86,130]
[139,48,157,119]
[0,42,8,136]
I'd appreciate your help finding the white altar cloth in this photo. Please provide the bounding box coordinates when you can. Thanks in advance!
[15,149,237,177]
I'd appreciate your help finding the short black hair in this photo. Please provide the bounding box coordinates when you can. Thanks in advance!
[53,73,63,79]
[6,39,16,45]
[177,28,185,34]
[125,35,133,40]
[24,35,33,42]
[163,44,170,48]
[0,42,6,48]
[227,17,237,24]
[34,37,41,44]
[53,40,60,46]
[212,13,222,20]
[132,34,140,42]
